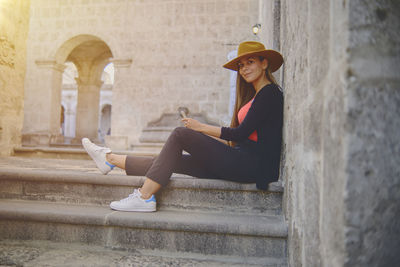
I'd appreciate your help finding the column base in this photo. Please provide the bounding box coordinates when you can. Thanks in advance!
[70,137,101,146]
[22,133,64,147]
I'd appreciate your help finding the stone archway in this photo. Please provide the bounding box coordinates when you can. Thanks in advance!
[67,40,113,142]
[22,35,114,146]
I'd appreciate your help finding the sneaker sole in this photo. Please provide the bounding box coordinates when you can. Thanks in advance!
[109,203,156,212]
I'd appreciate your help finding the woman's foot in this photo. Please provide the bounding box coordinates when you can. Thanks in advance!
[82,138,115,175]
[110,189,156,212]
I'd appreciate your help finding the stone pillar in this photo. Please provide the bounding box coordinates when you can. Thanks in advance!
[74,76,102,142]
[22,60,65,146]
[64,106,76,138]
[105,59,132,150]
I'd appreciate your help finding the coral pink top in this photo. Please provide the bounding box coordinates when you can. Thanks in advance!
[238,97,258,142]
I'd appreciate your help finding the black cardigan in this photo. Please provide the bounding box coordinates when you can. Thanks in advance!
[220,83,283,190]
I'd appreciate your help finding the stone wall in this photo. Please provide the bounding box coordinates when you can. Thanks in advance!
[22,0,260,148]
[275,0,400,266]
[344,1,400,265]
[278,0,333,265]
[0,0,30,156]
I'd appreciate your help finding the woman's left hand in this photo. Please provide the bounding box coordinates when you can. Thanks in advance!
[181,118,204,132]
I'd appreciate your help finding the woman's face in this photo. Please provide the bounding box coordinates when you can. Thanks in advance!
[238,56,268,84]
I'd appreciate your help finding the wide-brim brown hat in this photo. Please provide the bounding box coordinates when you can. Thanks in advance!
[223,41,283,72]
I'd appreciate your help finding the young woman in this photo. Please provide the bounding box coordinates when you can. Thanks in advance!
[82,41,284,212]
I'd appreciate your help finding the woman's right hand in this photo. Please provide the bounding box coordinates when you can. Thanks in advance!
[181,118,204,132]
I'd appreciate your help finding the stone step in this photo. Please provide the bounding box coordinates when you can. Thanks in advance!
[131,142,164,153]
[13,146,158,159]
[0,239,287,267]
[0,199,287,264]
[0,166,283,216]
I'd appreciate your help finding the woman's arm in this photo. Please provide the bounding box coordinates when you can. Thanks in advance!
[220,85,282,142]
[181,118,221,138]
[181,118,228,145]
[181,84,282,142]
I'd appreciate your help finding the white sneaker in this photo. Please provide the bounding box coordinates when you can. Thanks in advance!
[110,189,156,212]
[82,138,114,175]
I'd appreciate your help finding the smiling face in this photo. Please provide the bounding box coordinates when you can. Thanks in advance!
[238,56,268,84]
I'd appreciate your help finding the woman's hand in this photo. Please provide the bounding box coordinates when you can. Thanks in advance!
[182,118,222,138]
[181,118,204,132]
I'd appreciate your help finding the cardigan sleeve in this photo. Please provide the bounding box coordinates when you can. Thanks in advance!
[220,85,282,142]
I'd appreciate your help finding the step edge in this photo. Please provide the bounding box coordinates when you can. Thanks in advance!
[0,168,283,193]
[0,200,288,238]
[13,147,158,157]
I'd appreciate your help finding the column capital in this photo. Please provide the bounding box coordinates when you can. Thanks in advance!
[111,59,132,68]
[75,77,104,88]
[35,60,66,72]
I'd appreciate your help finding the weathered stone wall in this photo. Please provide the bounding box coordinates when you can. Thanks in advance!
[258,0,282,85]
[23,0,260,148]
[279,0,334,265]
[0,0,30,156]
[277,0,400,266]
[344,0,400,266]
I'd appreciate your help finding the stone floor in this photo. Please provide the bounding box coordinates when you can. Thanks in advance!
[0,240,265,267]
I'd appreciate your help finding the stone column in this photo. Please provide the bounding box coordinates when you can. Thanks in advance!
[22,60,65,146]
[74,76,102,142]
[104,59,132,150]
[64,105,76,138]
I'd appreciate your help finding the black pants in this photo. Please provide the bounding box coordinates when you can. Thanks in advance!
[125,127,260,186]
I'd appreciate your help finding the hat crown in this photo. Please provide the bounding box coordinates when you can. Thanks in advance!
[223,41,283,72]
[237,41,266,57]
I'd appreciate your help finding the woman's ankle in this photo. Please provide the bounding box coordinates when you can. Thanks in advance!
[138,188,152,200]
[105,153,113,164]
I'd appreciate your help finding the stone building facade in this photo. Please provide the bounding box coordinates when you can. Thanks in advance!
[0,0,30,156]
[1,0,399,266]
[21,0,260,149]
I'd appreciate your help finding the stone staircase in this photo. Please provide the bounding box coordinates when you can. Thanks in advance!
[13,146,158,159]
[0,156,287,266]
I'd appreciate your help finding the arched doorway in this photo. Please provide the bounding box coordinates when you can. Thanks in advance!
[59,35,113,142]
[61,61,114,144]
[21,34,123,147]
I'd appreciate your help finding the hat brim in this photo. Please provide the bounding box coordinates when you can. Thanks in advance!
[223,50,283,72]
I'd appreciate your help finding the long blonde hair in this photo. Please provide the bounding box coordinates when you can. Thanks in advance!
[229,58,278,146]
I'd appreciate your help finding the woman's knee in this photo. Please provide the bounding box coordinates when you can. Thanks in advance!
[171,126,193,138]
[167,127,198,145]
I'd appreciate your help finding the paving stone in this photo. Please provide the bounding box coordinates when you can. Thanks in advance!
[0,240,283,267]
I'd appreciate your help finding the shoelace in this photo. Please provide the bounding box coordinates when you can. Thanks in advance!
[120,190,140,203]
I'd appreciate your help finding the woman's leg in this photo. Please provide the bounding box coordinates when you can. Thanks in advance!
[106,153,127,170]
[108,153,161,199]
[110,127,259,212]
[140,179,162,199]
[173,128,259,182]
[143,127,259,187]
